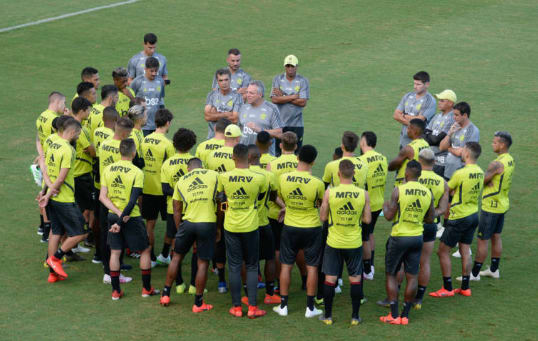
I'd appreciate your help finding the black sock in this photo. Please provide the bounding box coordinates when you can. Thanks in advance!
[323,281,335,318]
[306,295,315,310]
[163,285,171,297]
[359,279,364,299]
[461,276,470,290]
[363,259,372,274]
[490,258,500,272]
[416,285,426,300]
[110,271,121,292]
[43,222,51,240]
[195,294,203,307]
[66,250,74,256]
[401,301,412,318]
[161,243,171,258]
[190,253,198,286]
[265,281,274,296]
[54,249,66,260]
[150,249,156,262]
[301,275,307,290]
[390,301,399,318]
[472,262,483,277]
[141,269,151,290]
[176,263,183,285]
[39,215,44,228]
[371,250,375,268]
[217,267,225,283]
[243,284,248,297]
[280,295,288,308]
[443,276,453,291]
[350,281,361,319]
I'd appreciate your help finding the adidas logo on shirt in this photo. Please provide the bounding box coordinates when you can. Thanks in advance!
[145,149,155,161]
[216,164,227,173]
[338,201,358,216]
[230,187,248,199]
[288,187,306,200]
[373,164,386,177]
[470,182,481,193]
[188,177,207,191]
[406,198,423,213]
[172,169,185,182]
[111,175,124,188]
[104,156,115,166]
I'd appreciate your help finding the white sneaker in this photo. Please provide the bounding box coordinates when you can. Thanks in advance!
[338,278,343,287]
[73,245,90,253]
[479,267,500,278]
[120,274,132,283]
[151,261,158,268]
[103,274,111,284]
[103,274,133,284]
[436,226,445,239]
[273,305,288,316]
[305,306,323,318]
[363,271,374,281]
[335,285,342,294]
[156,254,171,265]
[456,273,480,281]
[452,249,472,258]
[371,266,375,276]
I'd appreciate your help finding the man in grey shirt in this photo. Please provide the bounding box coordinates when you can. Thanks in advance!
[239,80,283,155]
[130,57,165,135]
[393,71,437,148]
[440,102,480,179]
[211,48,251,99]
[425,89,457,177]
[127,33,168,85]
[205,69,242,138]
[271,55,309,156]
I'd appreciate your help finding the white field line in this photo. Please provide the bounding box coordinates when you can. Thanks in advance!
[0,0,139,33]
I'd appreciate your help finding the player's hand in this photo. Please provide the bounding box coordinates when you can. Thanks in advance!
[109,223,121,233]
[38,193,50,208]
[272,88,283,97]
[63,107,72,116]
[122,216,130,223]
[246,122,260,133]
[448,123,461,135]
[278,208,286,223]
[237,88,247,94]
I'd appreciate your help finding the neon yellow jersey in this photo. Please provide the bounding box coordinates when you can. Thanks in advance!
[206,145,235,174]
[327,184,366,249]
[45,136,76,203]
[218,168,265,233]
[129,128,144,156]
[36,109,60,147]
[98,139,122,190]
[43,133,60,157]
[448,163,484,220]
[195,138,225,167]
[279,170,324,228]
[101,160,144,217]
[173,169,219,223]
[87,104,105,138]
[391,181,432,237]
[395,138,429,186]
[116,88,135,117]
[249,165,276,227]
[322,156,368,189]
[358,150,388,211]
[141,132,175,195]
[93,126,114,148]
[161,153,193,214]
[418,170,445,207]
[71,93,78,105]
[482,153,515,213]
[260,153,276,170]
[74,126,93,177]
[267,153,298,219]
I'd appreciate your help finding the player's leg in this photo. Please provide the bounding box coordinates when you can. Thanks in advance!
[400,237,422,324]
[414,222,436,308]
[456,213,479,295]
[225,230,244,316]
[109,248,123,299]
[320,245,340,324]
[244,230,265,318]
[296,250,308,290]
[481,213,504,278]
[215,227,227,293]
[191,222,216,312]
[304,227,322,318]
[274,226,295,316]
[347,247,363,325]
[259,225,279,303]
[161,252,184,304]
[430,219,459,297]
[381,237,404,323]
[269,218,283,291]
[157,214,176,265]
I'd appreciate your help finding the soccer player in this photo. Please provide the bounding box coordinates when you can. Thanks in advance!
[218,144,266,318]
[388,119,430,187]
[211,48,251,97]
[141,109,175,266]
[126,104,146,169]
[160,158,219,312]
[205,69,242,138]
[76,82,97,115]
[195,118,231,167]
[271,55,310,156]
[358,131,388,280]
[381,160,434,325]
[273,145,324,318]
[468,132,514,280]
[333,147,343,160]
[39,118,89,282]
[413,149,449,309]
[239,80,283,155]
[130,57,166,135]
[424,90,456,177]
[87,85,119,138]
[159,128,195,268]
[99,139,158,300]
[113,67,135,117]
[72,67,100,103]
[430,142,483,298]
[319,159,372,326]
[128,33,168,84]
[393,71,436,149]
[256,131,276,169]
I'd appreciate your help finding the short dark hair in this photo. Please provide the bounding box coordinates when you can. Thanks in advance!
[298,145,317,164]
[215,118,232,133]
[112,67,128,79]
[215,68,231,79]
[81,67,98,80]
[120,138,136,156]
[173,128,196,152]
[413,71,430,83]
[256,131,271,146]
[233,143,249,161]
[454,102,471,118]
[187,158,203,170]
[116,116,134,131]
[342,131,358,152]
[281,131,298,151]
[53,115,72,132]
[333,147,343,159]
[145,56,160,69]
[63,117,82,132]
[406,160,422,179]
[465,142,482,160]
[103,106,120,123]
[409,118,426,134]
[76,82,94,95]
[155,108,173,128]
[71,97,92,114]
[339,159,355,179]
[361,131,377,148]
[494,131,512,148]
[228,48,241,56]
[247,144,261,161]
[144,33,158,44]
[101,85,118,101]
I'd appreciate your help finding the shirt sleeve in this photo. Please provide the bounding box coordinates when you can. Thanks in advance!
[270,76,279,97]
[420,95,437,122]
[242,72,251,88]
[217,174,224,192]
[322,163,332,184]
[79,128,91,150]
[160,163,169,186]
[442,115,455,134]
[127,56,136,79]
[205,91,213,106]
[447,171,459,190]
[232,94,242,112]
[396,93,407,112]
[172,182,182,202]
[60,146,73,169]
[467,126,480,142]
[161,56,168,76]
[130,78,140,95]
[134,170,144,188]
[299,77,310,99]
[316,180,325,201]
[160,78,166,99]
[270,105,284,129]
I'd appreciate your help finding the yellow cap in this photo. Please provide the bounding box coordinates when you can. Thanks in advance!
[283,55,299,67]
[224,124,242,137]
[435,89,457,103]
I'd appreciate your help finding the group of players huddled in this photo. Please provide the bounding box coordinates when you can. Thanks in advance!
[34,33,515,326]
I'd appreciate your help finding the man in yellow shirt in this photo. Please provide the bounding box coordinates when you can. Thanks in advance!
[381,160,434,325]
[195,118,231,167]
[112,67,135,117]
[87,85,119,138]
[72,67,100,104]
[256,131,276,169]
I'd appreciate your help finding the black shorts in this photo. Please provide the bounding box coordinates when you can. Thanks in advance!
[423,223,437,243]
[478,211,504,240]
[74,173,94,212]
[47,200,86,237]
[141,194,166,221]
[362,209,382,239]
[269,218,283,251]
[259,224,275,260]
[107,215,149,251]
[174,221,216,260]
[441,213,479,247]
[166,214,178,239]
[214,229,226,264]
[280,225,322,267]
[224,229,259,272]
[385,236,423,275]
[322,245,363,277]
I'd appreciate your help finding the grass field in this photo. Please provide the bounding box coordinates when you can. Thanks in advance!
[1,1,537,340]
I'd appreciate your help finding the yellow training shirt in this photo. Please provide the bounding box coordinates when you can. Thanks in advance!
[482,153,515,214]
[45,136,76,203]
[279,170,324,228]
[322,156,368,189]
[161,153,193,214]
[448,163,484,220]
[327,184,366,249]
[206,145,235,174]
[267,153,298,219]
[391,181,432,237]
[173,169,219,223]
[358,150,388,212]
[101,159,144,217]
[195,138,225,167]
[141,132,175,195]
[395,138,429,186]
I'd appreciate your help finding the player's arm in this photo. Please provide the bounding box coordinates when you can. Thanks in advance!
[424,195,435,224]
[173,199,183,229]
[424,128,446,146]
[204,105,236,123]
[388,146,412,171]
[99,185,122,216]
[362,191,372,225]
[393,109,409,125]
[48,167,69,195]
[290,98,307,107]
[271,93,299,104]
[435,181,450,218]
[440,122,461,152]
[484,160,503,186]
[319,188,330,221]
[84,144,96,158]
[36,135,44,158]
[118,187,142,223]
[383,187,399,221]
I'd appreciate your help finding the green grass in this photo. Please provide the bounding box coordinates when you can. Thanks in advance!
[1,0,537,340]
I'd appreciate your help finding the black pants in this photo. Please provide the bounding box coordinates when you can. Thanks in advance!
[275,126,304,156]
[99,203,111,275]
